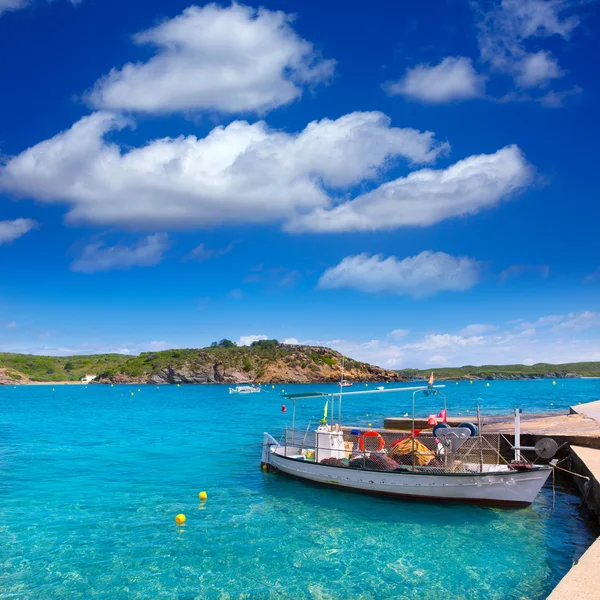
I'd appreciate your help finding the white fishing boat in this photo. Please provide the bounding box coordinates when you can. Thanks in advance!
[261,383,555,507]
[339,380,353,387]
[229,384,261,394]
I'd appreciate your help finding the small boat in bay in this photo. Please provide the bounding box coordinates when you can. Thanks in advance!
[261,380,555,507]
[229,384,261,394]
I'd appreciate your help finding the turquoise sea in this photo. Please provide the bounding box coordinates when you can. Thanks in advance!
[1,379,599,599]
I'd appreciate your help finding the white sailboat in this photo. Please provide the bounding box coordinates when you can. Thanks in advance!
[261,382,554,507]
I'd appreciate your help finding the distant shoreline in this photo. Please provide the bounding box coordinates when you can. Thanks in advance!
[3,376,591,386]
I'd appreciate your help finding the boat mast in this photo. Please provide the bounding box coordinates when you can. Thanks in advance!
[338,356,345,427]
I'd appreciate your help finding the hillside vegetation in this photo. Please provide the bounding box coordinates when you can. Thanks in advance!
[398,362,600,380]
[0,341,403,384]
[0,352,131,382]
[2,343,599,384]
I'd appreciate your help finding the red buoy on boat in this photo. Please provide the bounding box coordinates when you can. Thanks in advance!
[281,405,287,413]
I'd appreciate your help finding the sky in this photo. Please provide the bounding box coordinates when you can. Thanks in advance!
[0,0,599,369]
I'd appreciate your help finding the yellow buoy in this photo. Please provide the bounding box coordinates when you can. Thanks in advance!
[111,384,114,387]
[550,403,554,406]
[52,388,55,391]
[175,514,186,524]
[131,392,134,396]
[469,381,473,384]
[366,414,369,417]
[366,384,368,387]
[177,383,180,387]
[552,381,556,385]
[455,382,459,385]
[261,464,268,471]
[272,385,275,389]
[138,389,141,392]
[486,383,490,387]
[368,423,372,427]
[199,491,207,501]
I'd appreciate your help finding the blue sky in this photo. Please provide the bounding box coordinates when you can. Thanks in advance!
[0,0,599,368]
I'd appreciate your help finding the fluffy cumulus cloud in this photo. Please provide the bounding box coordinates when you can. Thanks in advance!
[317,251,482,298]
[86,3,335,115]
[0,110,451,229]
[70,233,169,273]
[288,145,532,232]
[396,1,587,106]
[237,334,268,346]
[514,50,564,88]
[385,57,485,103]
[0,218,37,245]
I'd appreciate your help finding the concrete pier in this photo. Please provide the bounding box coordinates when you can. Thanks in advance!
[546,445,600,599]
[547,537,600,600]
[569,445,600,521]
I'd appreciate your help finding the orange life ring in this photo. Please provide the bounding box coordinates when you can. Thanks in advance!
[358,431,385,452]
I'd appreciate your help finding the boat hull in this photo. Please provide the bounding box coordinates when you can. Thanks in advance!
[263,440,551,507]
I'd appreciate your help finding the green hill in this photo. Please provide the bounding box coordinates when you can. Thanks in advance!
[0,340,403,384]
[2,343,599,384]
[398,362,600,380]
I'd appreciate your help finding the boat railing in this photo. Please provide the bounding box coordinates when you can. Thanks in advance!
[280,428,506,474]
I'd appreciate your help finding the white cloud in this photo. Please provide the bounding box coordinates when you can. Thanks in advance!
[517,314,565,329]
[288,145,532,232]
[551,311,600,333]
[388,329,410,340]
[0,218,37,245]
[0,0,28,15]
[286,307,600,368]
[476,0,579,90]
[317,251,481,298]
[0,111,447,229]
[404,334,486,351]
[458,324,497,336]
[147,340,169,351]
[86,3,335,115]
[70,233,169,273]
[0,0,81,17]
[515,50,563,88]
[185,242,234,261]
[385,57,485,103]
[300,338,407,369]
[427,354,450,366]
[237,334,268,346]
[282,337,300,345]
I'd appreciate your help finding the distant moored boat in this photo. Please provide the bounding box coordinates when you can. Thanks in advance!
[229,384,261,394]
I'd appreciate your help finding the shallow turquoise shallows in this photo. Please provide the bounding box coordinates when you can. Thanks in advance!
[1,380,599,599]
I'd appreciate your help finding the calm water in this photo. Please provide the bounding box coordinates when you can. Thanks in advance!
[1,380,599,599]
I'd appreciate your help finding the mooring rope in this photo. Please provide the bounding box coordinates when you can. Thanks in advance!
[550,463,591,481]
